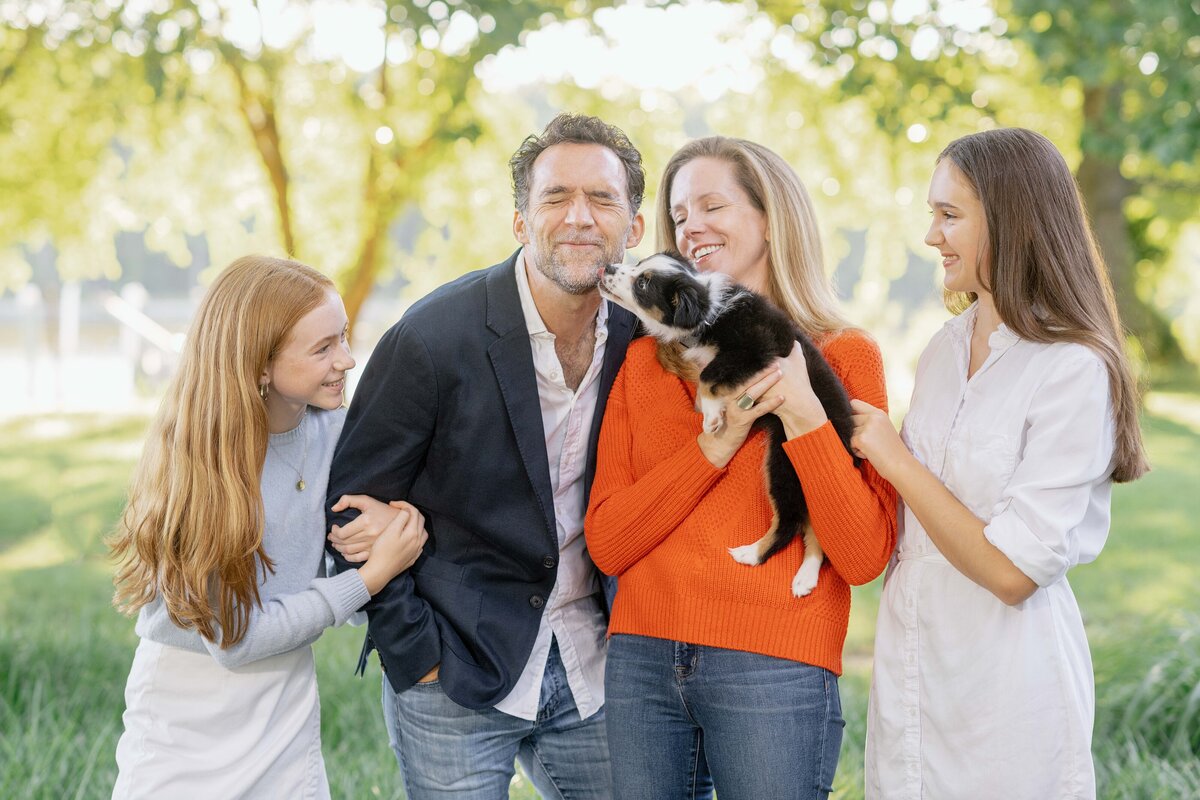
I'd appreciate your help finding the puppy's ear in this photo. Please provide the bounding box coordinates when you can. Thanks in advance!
[665,251,697,275]
[670,281,706,329]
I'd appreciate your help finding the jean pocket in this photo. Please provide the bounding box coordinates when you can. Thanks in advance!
[824,669,844,723]
[817,672,845,796]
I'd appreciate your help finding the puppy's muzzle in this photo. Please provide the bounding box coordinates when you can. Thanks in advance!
[598,263,623,297]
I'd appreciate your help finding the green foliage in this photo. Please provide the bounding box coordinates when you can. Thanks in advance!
[759,0,1010,138]
[832,671,870,797]
[1095,619,1200,762]
[3,1,1197,360]
[0,0,596,319]
[0,565,133,799]
[0,25,143,287]
[752,0,1198,362]
[1091,618,1200,798]
[1005,0,1200,166]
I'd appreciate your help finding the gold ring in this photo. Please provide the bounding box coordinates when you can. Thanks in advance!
[736,393,755,410]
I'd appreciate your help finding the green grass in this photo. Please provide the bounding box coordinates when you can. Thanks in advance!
[1,383,1198,798]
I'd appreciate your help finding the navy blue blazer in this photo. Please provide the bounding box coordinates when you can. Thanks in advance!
[326,250,635,710]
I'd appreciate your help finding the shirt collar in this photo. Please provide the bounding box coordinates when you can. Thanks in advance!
[943,301,978,340]
[514,247,609,341]
[988,323,1020,351]
[944,300,1020,353]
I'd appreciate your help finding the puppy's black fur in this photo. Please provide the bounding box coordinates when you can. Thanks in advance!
[600,252,859,577]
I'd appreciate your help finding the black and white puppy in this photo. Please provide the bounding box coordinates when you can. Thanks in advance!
[599,252,859,597]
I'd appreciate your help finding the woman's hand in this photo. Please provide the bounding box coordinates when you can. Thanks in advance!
[772,342,829,438]
[328,494,406,562]
[698,366,785,469]
[850,399,911,481]
[357,501,429,596]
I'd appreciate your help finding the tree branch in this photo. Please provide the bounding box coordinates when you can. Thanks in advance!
[220,43,295,257]
[0,27,35,91]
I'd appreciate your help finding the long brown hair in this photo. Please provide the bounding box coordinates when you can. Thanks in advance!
[939,128,1148,482]
[656,136,849,338]
[109,256,336,646]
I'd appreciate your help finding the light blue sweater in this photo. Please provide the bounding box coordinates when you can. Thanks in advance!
[134,406,370,669]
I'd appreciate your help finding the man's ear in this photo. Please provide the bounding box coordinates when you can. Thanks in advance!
[513,209,530,244]
[670,281,705,329]
[625,211,646,248]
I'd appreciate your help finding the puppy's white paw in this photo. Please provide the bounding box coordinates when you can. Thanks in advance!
[791,560,821,597]
[699,396,725,435]
[728,544,762,566]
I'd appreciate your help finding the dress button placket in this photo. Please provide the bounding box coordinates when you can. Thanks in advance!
[902,571,922,798]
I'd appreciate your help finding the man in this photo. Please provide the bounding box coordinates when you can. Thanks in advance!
[326,113,645,799]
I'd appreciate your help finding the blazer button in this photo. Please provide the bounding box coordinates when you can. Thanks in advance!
[542,555,556,569]
[529,594,545,609]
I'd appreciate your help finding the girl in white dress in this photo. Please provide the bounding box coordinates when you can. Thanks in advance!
[851,129,1148,799]
[109,256,428,799]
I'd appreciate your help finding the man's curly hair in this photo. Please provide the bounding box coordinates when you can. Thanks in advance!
[509,113,645,217]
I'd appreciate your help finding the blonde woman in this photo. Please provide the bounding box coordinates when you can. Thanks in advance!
[109,256,427,798]
[586,137,897,799]
[853,129,1149,798]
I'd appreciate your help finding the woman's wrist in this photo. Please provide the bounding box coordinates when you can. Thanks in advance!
[357,561,386,596]
[778,403,828,440]
[876,447,918,485]
[697,432,733,469]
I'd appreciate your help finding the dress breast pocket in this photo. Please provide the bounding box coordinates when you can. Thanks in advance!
[946,430,1020,520]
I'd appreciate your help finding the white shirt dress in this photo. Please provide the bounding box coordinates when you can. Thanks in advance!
[866,304,1116,799]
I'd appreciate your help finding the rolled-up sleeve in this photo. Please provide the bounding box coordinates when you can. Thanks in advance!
[983,351,1115,587]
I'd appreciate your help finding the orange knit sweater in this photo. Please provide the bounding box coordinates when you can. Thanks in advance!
[585,331,897,675]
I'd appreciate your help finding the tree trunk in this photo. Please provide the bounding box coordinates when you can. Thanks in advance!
[342,158,388,332]
[1077,86,1180,363]
[228,59,296,257]
[340,134,441,331]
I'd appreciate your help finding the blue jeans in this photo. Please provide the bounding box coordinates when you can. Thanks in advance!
[382,639,611,800]
[604,634,844,800]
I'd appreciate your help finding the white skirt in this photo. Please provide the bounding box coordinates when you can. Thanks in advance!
[113,638,330,799]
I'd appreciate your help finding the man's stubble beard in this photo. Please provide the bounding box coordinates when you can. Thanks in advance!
[532,235,630,297]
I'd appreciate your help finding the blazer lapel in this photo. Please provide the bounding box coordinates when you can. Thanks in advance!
[585,302,636,614]
[486,253,557,548]
[584,303,636,494]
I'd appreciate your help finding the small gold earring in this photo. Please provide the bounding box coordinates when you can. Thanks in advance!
[259,383,269,400]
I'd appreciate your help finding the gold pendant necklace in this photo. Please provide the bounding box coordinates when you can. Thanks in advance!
[268,411,309,491]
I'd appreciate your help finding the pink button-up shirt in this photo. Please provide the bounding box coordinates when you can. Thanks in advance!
[493,250,610,721]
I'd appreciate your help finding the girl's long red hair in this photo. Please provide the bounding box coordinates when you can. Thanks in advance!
[109,256,334,646]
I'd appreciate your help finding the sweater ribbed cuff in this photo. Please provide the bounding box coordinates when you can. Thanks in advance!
[313,569,372,625]
[782,420,854,480]
[782,420,894,585]
[683,435,727,481]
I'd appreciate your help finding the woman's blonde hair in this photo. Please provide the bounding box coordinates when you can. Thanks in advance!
[939,128,1148,482]
[109,255,336,646]
[656,136,849,338]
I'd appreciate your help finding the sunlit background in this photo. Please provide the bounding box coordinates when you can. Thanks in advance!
[3,0,1198,416]
[2,2,1199,798]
